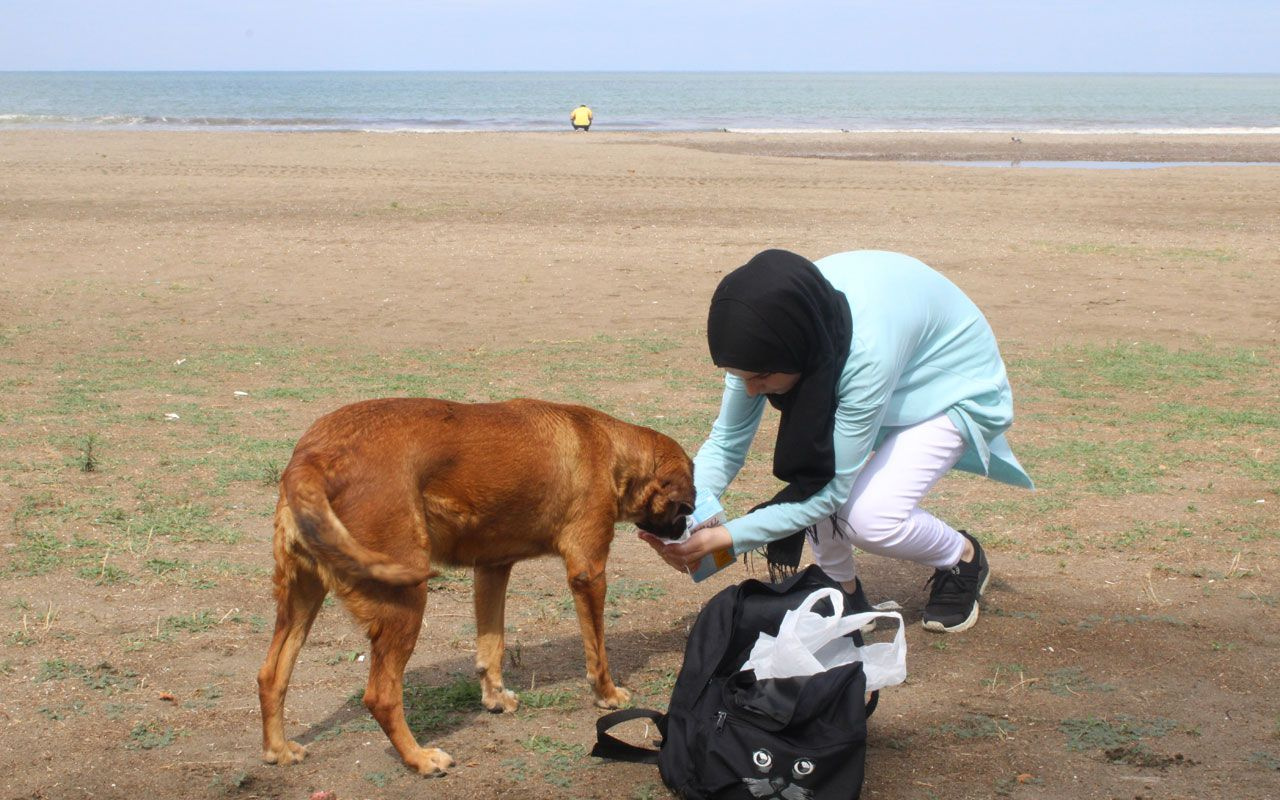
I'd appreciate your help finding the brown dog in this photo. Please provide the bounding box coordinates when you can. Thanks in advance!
[256,397,694,776]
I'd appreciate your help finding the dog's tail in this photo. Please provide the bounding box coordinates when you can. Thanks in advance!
[283,459,429,586]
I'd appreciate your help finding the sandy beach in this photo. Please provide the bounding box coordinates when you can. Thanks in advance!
[2,130,1278,799]
[661,130,1280,163]
[3,130,1277,360]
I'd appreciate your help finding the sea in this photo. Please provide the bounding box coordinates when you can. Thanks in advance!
[1,71,1278,134]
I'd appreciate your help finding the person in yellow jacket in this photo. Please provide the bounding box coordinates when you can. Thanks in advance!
[570,104,593,131]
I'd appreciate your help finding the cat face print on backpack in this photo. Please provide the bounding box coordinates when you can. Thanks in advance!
[742,748,817,800]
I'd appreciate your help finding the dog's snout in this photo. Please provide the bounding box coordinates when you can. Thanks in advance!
[638,517,687,541]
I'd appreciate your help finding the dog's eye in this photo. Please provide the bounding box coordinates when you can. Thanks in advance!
[677,502,694,517]
[793,758,814,777]
[752,749,772,771]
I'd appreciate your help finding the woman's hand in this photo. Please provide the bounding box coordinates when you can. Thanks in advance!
[638,526,733,573]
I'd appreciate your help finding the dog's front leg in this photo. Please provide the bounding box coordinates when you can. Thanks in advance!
[564,552,631,709]
[473,563,519,712]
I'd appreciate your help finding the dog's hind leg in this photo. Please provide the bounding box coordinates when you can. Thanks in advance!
[473,563,518,713]
[257,560,327,766]
[563,543,631,709]
[357,585,455,777]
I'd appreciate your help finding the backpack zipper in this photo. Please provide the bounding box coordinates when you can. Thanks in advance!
[715,711,727,732]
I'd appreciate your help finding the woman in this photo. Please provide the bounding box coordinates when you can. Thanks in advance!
[640,249,1033,633]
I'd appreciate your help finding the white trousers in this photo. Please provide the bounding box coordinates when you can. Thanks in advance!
[810,413,967,582]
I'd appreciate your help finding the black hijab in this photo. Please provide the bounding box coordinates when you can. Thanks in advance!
[707,249,853,576]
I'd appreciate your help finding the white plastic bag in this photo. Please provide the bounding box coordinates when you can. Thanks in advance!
[741,587,907,692]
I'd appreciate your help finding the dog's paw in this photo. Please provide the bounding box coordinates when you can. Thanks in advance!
[408,746,455,777]
[262,740,307,765]
[594,686,631,709]
[482,687,519,714]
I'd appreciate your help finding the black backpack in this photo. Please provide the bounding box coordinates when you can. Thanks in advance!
[592,565,880,800]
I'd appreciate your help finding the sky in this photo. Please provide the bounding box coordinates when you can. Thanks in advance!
[2,0,1278,73]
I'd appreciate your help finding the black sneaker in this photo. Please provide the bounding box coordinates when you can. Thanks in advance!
[921,531,989,633]
[844,577,877,635]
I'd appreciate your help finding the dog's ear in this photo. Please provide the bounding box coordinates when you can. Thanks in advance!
[625,477,665,519]
[654,478,695,517]
[635,479,693,540]
[646,478,676,516]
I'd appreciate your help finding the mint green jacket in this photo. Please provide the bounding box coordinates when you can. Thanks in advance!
[692,250,1034,555]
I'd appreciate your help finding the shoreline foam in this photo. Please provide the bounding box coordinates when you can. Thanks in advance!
[5,115,1280,138]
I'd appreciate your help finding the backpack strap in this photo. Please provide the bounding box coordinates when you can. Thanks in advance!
[865,689,879,719]
[589,708,666,763]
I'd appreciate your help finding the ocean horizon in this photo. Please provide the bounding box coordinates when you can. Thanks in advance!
[2,71,1278,134]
